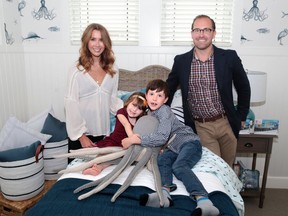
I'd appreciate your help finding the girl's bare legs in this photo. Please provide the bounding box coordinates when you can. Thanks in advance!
[82,163,110,176]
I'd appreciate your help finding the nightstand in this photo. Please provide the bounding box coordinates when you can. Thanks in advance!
[237,133,277,208]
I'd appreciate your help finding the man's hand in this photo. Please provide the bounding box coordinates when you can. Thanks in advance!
[79,134,97,148]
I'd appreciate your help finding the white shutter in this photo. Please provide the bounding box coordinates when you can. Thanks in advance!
[161,0,234,46]
[69,0,139,46]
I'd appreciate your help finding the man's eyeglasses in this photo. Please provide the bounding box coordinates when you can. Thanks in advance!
[191,28,214,34]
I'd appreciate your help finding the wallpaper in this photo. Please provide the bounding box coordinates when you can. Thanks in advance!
[2,0,62,45]
[241,0,288,46]
[2,0,288,47]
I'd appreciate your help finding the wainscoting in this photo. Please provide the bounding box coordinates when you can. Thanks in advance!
[0,51,27,125]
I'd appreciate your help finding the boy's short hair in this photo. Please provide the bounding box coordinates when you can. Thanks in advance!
[146,79,169,98]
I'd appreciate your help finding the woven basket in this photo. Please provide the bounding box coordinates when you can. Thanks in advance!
[43,139,68,180]
[0,152,44,201]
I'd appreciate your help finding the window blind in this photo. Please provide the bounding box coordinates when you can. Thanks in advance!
[69,0,139,46]
[161,0,234,46]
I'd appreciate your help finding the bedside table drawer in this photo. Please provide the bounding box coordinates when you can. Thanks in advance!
[237,137,270,153]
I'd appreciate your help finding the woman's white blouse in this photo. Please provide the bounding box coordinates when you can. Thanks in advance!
[64,65,123,141]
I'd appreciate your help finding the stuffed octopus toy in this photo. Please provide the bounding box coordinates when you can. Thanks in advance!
[56,115,174,206]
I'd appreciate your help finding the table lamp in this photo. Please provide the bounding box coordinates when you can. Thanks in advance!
[247,71,267,105]
[233,71,267,127]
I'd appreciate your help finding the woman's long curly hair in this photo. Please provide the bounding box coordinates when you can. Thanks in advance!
[77,23,116,77]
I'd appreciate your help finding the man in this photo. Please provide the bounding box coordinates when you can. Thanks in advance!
[166,14,251,167]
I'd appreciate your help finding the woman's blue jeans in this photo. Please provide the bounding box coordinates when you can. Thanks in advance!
[158,140,208,197]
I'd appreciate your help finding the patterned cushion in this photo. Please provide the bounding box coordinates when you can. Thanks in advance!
[171,106,184,124]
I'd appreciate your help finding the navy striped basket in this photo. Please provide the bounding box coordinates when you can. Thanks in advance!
[43,139,68,180]
[0,152,44,201]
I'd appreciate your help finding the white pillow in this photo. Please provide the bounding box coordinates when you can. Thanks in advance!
[26,106,55,132]
[171,89,182,108]
[0,116,52,151]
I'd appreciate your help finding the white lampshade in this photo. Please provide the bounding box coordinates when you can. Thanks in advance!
[233,71,267,104]
[247,71,267,103]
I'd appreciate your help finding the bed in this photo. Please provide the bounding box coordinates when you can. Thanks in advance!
[24,65,244,216]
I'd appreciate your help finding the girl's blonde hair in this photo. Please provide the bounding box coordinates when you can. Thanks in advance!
[77,23,116,77]
[124,92,147,116]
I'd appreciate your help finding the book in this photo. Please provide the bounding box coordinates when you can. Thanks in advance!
[253,119,279,135]
[239,119,254,134]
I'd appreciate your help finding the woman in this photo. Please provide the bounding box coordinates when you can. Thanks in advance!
[65,23,123,151]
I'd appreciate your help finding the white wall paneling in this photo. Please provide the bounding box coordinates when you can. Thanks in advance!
[0,51,27,124]
[1,0,288,188]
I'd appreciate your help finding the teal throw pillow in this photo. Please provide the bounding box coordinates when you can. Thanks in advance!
[0,141,41,162]
[120,88,146,102]
[41,113,68,142]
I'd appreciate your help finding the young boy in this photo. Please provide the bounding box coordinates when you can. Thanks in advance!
[121,79,219,216]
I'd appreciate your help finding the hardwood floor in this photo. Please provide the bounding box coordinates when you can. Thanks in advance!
[243,188,288,216]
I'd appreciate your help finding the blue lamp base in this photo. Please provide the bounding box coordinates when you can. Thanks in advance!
[235,106,255,130]
[247,108,255,123]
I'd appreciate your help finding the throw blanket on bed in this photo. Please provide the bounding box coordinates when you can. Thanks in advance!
[25,178,239,216]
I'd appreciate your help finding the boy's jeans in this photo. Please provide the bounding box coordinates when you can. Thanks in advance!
[158,140,208,197]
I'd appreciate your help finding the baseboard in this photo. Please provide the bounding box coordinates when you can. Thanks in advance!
[265,176,288,189]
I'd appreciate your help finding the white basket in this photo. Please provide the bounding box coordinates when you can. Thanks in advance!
[43,139,68,180]
[0,152,45,201]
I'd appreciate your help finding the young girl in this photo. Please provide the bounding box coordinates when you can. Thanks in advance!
[83,91,147,176]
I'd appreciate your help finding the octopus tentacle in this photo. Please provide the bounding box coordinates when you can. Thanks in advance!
[150,147,164,206]
[54,146,123,159]
[73,176,106,194]
[77,145,145,200]
[111,147,154,202]
[74,146,135,194]
[58,150,126,174]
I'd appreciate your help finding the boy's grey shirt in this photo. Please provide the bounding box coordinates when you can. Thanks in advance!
[140,104,200,154]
